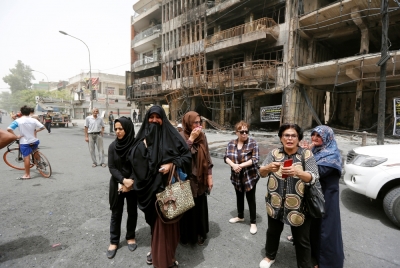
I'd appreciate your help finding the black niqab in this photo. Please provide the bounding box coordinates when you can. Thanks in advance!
[129,105,191,220]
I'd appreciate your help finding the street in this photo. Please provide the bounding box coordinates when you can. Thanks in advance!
[0,116,399,268]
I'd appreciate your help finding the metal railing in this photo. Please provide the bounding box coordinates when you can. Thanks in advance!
[205,17,277,48]
[132,24,162,45]
[133,75,161,85]
[132,54,161,68]
[132,1,161,19]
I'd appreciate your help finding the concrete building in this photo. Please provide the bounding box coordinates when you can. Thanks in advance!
[127,0,400,132]
[66,72,137,120]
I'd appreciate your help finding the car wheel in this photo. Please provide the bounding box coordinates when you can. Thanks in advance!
[383,186,400,228]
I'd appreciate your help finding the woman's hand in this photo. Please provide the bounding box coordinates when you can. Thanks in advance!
[232,163,242,173]
[123,178,134,188]
[159,163,173,175]
[120,185,132,192]
[259,162,280,177]
[207,175,213,193]
[281,165,297,178]
[189,127,202,142]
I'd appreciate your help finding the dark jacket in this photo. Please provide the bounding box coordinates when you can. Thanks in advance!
[108,140,134,210]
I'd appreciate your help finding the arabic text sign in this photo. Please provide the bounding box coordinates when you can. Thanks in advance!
[260,105,282,122]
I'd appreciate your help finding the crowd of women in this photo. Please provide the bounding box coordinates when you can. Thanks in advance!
[106,104,344,268]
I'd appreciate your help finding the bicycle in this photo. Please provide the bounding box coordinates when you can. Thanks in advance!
[3,139,52,178]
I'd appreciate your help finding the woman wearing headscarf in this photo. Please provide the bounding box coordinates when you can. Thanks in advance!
[107,117,137,259]
[179,111,213,246]
[129,106,191,268]
[307,126,344,268]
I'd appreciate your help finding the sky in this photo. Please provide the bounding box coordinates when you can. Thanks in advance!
[0,0,135,93]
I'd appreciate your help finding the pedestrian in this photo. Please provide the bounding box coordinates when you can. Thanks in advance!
[43,111,52,134]
[129,105,191,268]
[84,108,106,168]
[177,123,183,133]
[107,117,138,259]
[258,123,319,268]
[179,111,213,246]
[305,126,344,268]
[7,105,45,180]
[132,110,137,123]
[137,111,141,123]
[224,120,259,235]
[0,111,2,123]
[109,111,115,134]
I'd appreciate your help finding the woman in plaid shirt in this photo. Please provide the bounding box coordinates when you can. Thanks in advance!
[224,121,260,235]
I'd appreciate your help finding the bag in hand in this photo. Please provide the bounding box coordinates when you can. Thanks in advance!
[156,164,194,220]
[0,129,17,149]
[300,149,325,218]
[303,179,325,218]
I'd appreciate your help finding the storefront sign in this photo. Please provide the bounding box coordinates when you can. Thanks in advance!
[260,105,282,122]
[393,98,400,136]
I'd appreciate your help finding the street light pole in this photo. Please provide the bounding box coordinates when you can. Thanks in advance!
[31,69,49,91]
[59,30,93,111]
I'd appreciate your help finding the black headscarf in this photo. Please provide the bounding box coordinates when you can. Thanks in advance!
[114,117,135,160]
[129,105,191,219]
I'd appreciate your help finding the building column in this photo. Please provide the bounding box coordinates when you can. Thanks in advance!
[351,7,369,54]
[353,80,363,130]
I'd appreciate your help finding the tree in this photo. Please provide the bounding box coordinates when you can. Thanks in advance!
[2,60,35,93]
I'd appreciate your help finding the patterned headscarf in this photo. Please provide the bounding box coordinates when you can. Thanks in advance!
[311,125,342,174]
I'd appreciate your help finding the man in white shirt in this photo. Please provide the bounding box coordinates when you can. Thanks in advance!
[84,108,106,167]
[7,105,45,180]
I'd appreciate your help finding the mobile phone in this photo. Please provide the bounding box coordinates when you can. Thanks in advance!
[282,158,293,178]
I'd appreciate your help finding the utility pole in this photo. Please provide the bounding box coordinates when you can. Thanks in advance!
[377,0,389,145]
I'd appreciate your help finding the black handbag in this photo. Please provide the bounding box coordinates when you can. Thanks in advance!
[301,150,325,218]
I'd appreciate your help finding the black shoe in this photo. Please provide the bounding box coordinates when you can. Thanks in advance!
[128,243,137,252]
[107,246,118,259]
[146,252,152,265]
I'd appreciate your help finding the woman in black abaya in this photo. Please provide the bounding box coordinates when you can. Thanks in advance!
[129,106,191,268]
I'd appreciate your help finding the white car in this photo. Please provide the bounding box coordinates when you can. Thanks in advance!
[344,144,400,228]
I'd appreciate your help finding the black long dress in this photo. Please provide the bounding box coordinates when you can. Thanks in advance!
[310,165,344,268]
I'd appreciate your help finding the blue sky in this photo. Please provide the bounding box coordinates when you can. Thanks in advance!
[0,0,135,93]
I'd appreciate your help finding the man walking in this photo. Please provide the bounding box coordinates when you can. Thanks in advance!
[43,111,52,133]
[7,105,45,180]
[108,111,114,134]
[132,110,137,123]
[84,108,106,168]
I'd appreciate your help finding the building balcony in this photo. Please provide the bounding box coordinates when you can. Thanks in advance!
[131,24,162,53]
[132,0,162,30]
[205,17,279,55]
[132,54,161,72]
[126,76,161,101]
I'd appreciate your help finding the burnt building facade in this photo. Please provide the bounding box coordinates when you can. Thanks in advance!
[127,0,400,132]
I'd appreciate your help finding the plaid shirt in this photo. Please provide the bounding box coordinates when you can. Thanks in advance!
[224,137,260,192]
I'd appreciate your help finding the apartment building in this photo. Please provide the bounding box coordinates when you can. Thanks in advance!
[67,72,132,119]
[127,0,400,132]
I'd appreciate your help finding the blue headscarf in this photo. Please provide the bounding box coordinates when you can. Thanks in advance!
[311,125,342,174]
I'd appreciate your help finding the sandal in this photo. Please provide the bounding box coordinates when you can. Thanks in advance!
[92,164,97,167]
[287,235,295,245]
[169,260,179,268]
[197,236,205,246]
[16,177,31,180]
[146,252,152,265]
[101,163,107,168]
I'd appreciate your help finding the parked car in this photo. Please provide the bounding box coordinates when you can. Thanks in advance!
[344,144,400,228]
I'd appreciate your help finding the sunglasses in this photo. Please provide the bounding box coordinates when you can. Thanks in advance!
[237,130,249,134]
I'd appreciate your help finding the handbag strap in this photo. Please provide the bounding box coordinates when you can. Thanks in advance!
[154,200,182,224]
[167,164,181,186]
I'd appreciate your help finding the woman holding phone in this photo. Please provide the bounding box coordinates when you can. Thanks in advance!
[258,123,319,268]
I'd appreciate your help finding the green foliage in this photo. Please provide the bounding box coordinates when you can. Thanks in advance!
[2,60,35,93]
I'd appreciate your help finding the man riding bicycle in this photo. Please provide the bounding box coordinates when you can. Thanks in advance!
[7,105,45,180]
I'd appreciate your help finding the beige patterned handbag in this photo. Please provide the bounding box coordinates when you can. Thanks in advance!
[156,164,195,220]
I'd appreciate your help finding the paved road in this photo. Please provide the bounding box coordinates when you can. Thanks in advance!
[0,117,399,267]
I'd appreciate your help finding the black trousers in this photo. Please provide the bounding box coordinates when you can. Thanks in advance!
[45,122,51,133]
[110,190,138,245]
[109,122,114,133]
[265,215,312,268]
[235,184,257,224]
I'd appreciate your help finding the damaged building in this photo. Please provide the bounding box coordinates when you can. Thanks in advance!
[127,0,400,132]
